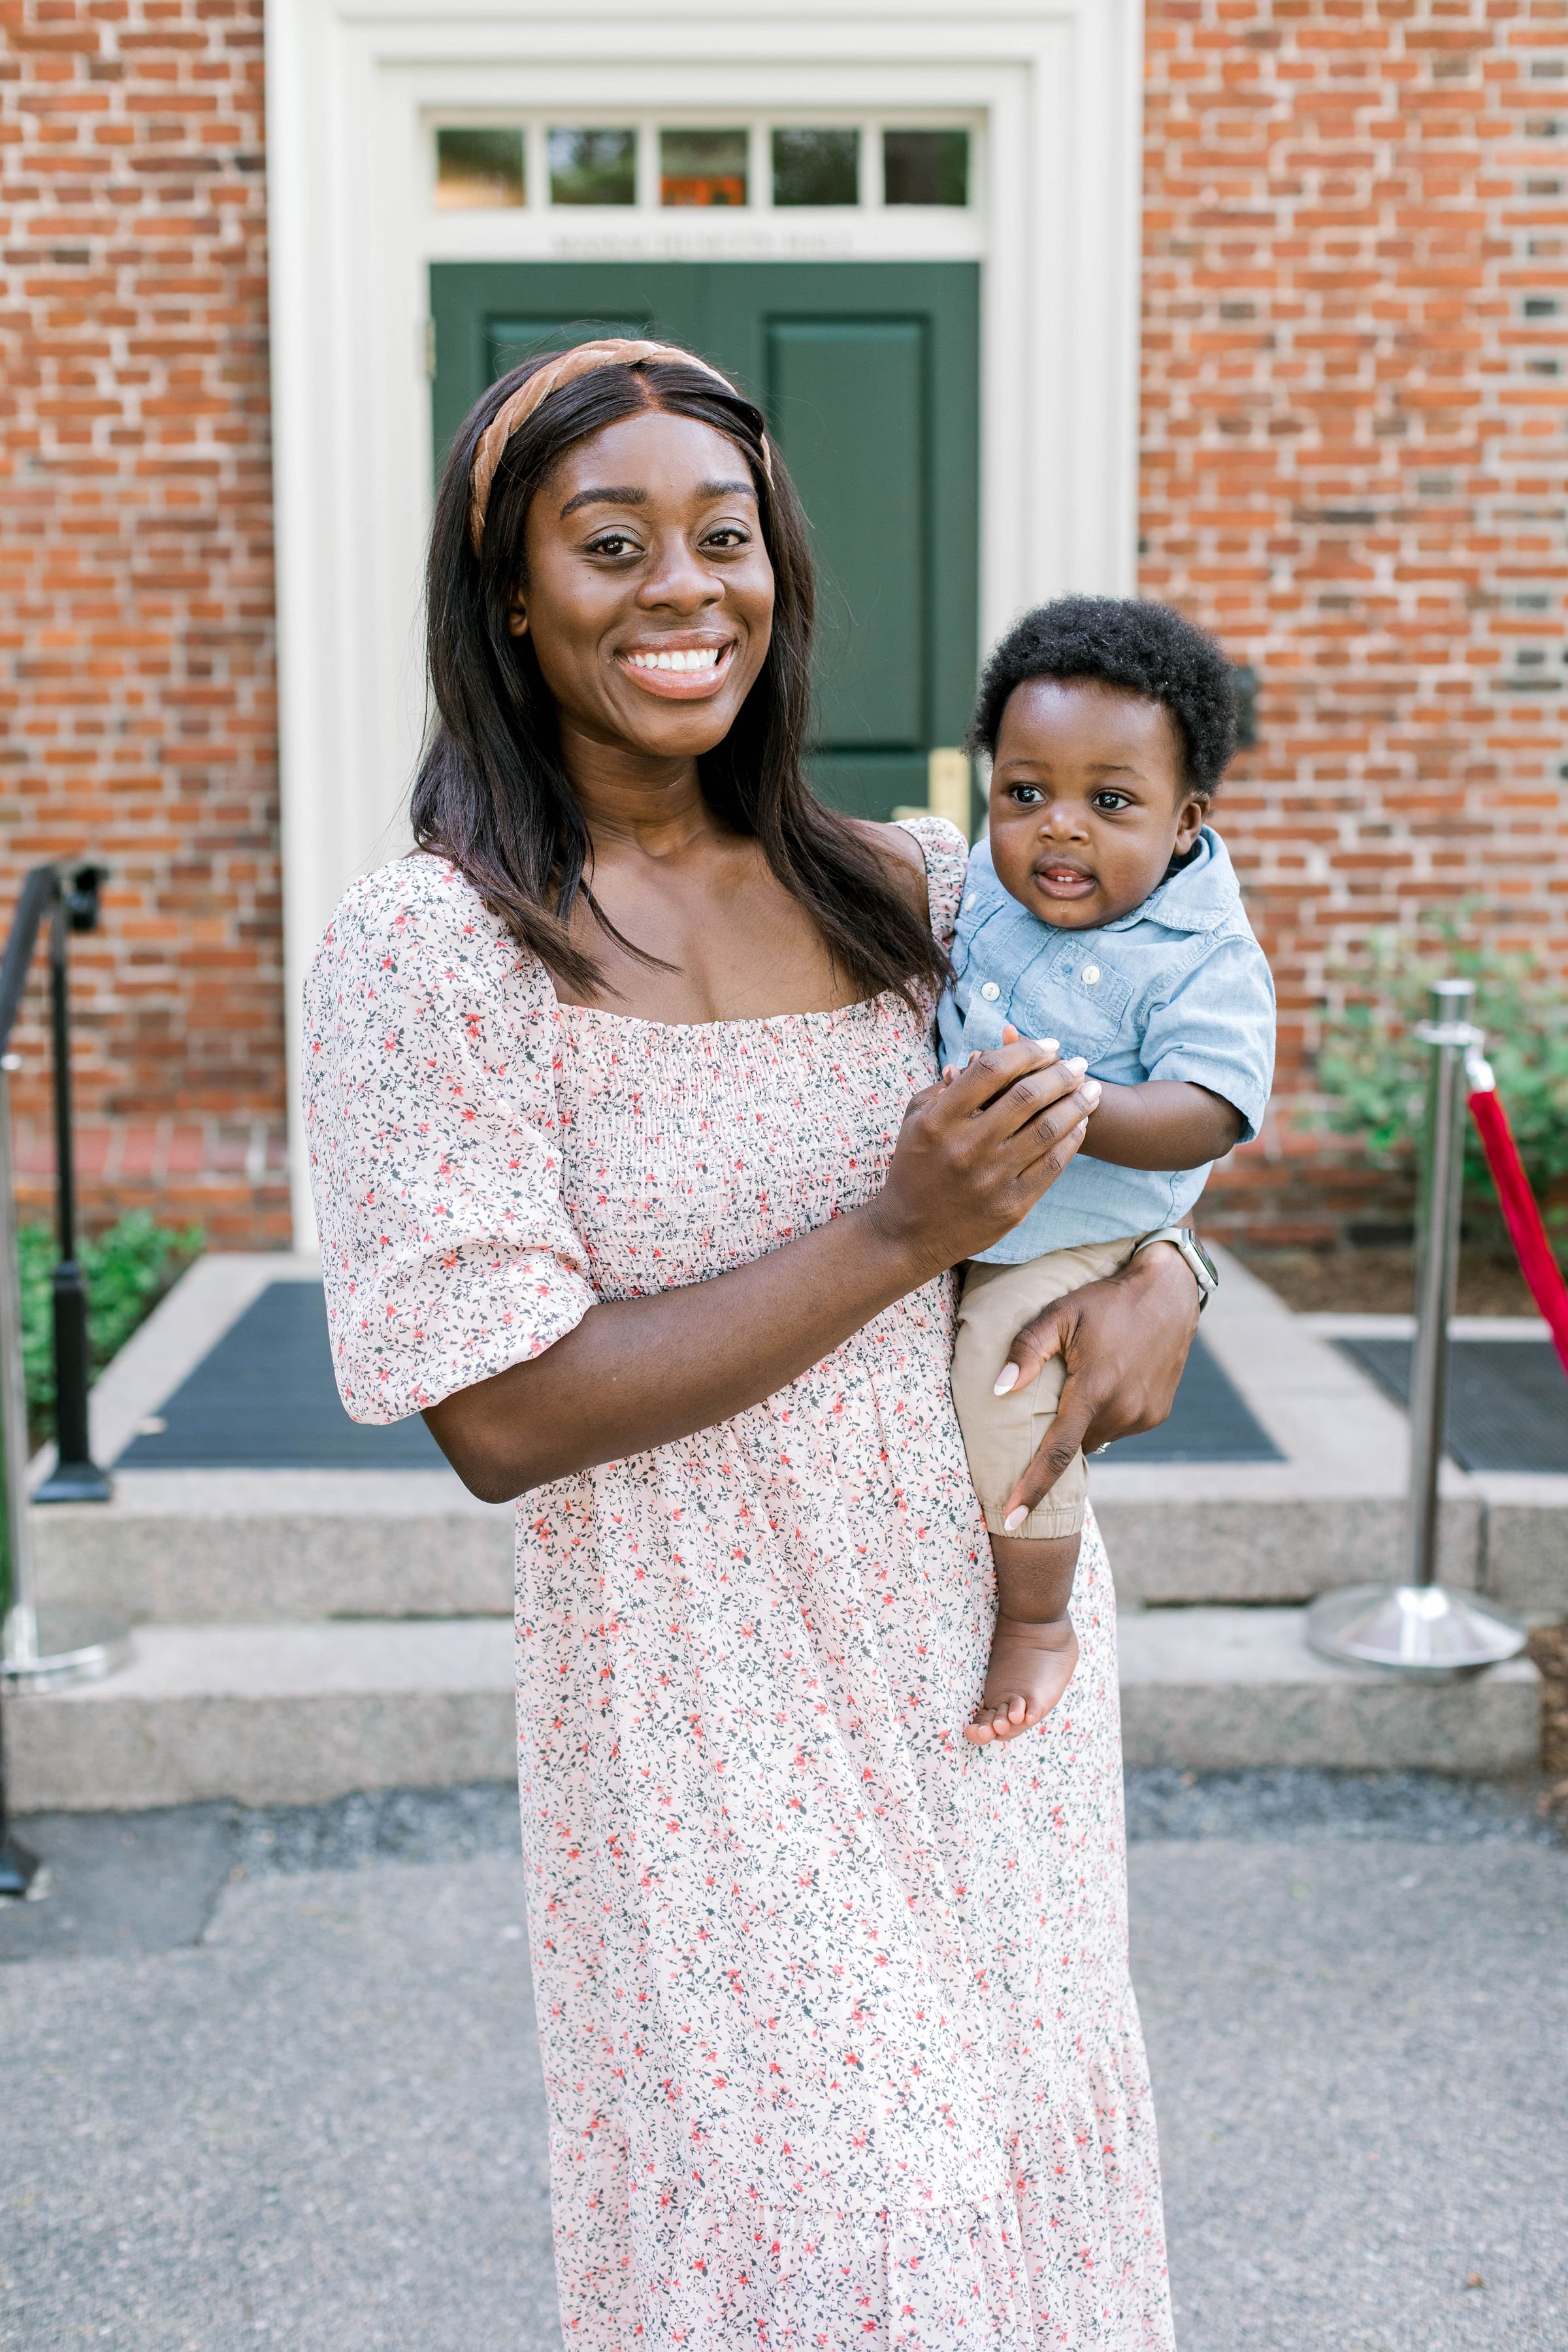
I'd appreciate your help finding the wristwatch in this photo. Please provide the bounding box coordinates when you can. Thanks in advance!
[1132,1226,1219,1311]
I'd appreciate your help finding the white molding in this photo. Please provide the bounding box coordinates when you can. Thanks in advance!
[265,0,1146,1239]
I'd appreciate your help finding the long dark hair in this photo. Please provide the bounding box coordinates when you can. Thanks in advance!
[411,350,946,1004]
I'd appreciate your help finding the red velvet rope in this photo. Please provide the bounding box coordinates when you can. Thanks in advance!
[1467,1081,1568,1375]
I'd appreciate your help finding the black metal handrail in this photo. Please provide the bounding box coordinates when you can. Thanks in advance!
[0,862,110,1507]
[0,861,111,1896]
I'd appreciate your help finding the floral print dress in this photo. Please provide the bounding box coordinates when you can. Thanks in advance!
[303,817,1174,2351]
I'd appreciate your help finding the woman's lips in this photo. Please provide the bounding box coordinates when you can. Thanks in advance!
[1034,864,1099,899]
[617,642,736,700]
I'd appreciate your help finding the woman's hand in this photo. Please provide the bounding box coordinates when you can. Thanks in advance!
[996,1242,1201,1524]
[869,1029,1100,1281]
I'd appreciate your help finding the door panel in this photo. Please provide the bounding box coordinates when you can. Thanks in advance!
[430,261,977,825]
[767,318,926,815]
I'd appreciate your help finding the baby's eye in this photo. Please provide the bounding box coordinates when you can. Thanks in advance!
[1091,790,1133,812]
[1007,784,1045,806]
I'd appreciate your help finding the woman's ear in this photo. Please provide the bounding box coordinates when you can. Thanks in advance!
[507,584,529,640]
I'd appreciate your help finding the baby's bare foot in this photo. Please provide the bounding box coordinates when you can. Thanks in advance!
[964,1616,1079,1744]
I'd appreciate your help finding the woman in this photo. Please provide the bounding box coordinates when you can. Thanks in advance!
[304,339,1196,2347]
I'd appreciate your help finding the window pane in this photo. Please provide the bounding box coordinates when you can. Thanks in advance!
[548,128,636,207]
[882,129,969,207]
[435,127,525,210]
[772,128,859,207]
[660,129,748,208]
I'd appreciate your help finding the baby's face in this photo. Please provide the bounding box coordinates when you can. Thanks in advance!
[987,678,1207,930]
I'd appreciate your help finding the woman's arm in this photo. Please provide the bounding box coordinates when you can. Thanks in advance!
[995,1243,1202,1523]
[425,1036,1098,1503]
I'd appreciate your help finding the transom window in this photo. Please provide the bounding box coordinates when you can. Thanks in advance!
[433,118,973,213]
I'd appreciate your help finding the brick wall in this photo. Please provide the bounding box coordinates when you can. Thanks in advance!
[5,0,1566,1255]
[0,0,286,1249]
[1140,0,1568,1244]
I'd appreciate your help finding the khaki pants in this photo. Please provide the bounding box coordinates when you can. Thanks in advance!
[951,1237,1141,1541]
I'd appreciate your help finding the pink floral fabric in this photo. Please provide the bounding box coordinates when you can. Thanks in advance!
[304,819,1173,2351]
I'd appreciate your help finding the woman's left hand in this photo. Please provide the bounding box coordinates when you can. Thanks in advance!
[996,1242,1201,1525]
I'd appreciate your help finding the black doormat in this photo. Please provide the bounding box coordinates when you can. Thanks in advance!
[115,1284,1282,1474]
[115,1282,446,1471]
[1096,1333,1282,1465]
[1336,1337,1568,1475]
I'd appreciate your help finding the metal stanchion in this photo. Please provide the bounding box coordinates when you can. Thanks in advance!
[0,1056,129,1693]
[1307,979,1528,1675]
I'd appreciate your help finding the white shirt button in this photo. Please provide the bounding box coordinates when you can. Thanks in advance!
[962,893,976,913]
[979,980,1001,1002]
[1081,963,1100,985]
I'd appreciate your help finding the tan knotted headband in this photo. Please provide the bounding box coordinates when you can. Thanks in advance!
[466,336,770,557]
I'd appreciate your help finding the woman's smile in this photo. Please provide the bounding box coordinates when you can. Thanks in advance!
[617,634,736,698]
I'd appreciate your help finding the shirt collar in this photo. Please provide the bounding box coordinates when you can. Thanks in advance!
[1099,826,1241,933]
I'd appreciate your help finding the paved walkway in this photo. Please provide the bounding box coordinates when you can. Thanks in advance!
[3,1779,1565,2351]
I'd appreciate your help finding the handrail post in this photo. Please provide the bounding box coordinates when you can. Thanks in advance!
[33,874,111,1503]
[1307,977,1529,1675]
[0,868,129,1697]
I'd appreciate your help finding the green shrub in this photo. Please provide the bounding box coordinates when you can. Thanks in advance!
[1315,909,1568,1242]
[18,1213,203,1429]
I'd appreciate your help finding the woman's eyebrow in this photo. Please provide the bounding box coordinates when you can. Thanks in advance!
[559,478,756,521]
[559,485,647,519]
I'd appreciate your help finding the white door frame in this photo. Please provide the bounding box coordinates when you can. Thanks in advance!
[265,0,1146,1240]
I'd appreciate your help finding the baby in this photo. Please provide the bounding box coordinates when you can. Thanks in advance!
[938,598,1276,1745]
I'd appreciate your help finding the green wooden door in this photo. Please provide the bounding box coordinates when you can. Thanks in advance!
[430,262,979,823]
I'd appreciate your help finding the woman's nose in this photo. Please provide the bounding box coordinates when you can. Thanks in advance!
[636,538,722,611]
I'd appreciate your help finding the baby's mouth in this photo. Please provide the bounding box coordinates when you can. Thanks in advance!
[1034,861,1099,900]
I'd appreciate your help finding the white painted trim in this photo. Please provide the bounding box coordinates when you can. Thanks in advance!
[266,0,1146,1239]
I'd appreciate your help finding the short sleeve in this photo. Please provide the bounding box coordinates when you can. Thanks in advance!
[301,857,596,1423]
[1139,930,1277,1145]
[895,815,969,953]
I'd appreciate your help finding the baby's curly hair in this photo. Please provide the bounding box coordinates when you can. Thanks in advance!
[970,596,1238,804]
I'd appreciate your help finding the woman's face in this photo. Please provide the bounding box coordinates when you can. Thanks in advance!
[511,408,776,761]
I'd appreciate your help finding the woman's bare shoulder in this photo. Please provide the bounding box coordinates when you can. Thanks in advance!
[847,816,930,910]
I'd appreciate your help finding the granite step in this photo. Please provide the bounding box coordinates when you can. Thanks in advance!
[5,1607,1540,1812]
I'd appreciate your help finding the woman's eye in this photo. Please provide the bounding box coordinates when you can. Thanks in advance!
[703,527,749,551]
[587,532,640,559]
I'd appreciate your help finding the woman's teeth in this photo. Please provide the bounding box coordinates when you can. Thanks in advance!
[627,647,723,673]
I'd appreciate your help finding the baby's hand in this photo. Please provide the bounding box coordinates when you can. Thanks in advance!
[944,1026,1061,1087]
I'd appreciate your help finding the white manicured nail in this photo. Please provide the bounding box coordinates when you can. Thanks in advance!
[1079,1079,1102,1104]
[1064,1056,1088,1075]
[1004,1506,1029,1533]
[1036,1037,1059,1053]
[993,1362,1021,1396]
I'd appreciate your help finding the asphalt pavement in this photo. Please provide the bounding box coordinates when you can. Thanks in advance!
[3,1776,1565,2352]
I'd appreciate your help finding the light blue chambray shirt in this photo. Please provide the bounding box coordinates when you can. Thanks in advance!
[936,825,1276,1261]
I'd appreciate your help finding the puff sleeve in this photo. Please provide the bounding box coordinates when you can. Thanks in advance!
[302,857,596,1422]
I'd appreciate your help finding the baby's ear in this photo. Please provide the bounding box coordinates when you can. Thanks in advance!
[1175,794,1207,849]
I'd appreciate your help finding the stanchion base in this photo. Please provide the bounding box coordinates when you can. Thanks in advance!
[32,1456,114,1505]
[0,1834,41,1900]
[1307,1582,1529,1678]
[1,1609,133,1691]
